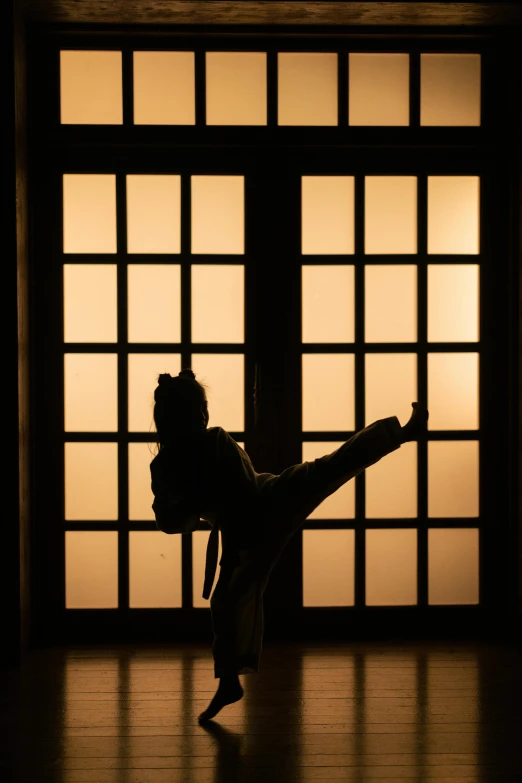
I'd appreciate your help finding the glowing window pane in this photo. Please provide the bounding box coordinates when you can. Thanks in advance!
[126,175,181,254]
[302,442,355,519]
[301,177,355,255]
[191,176,244,255]
[428,528,479,605]
[127,265,181,343]
[428,177,479,255]
[64,354,117,432]
[128,354,181,432]
[191,354,244,431]
[365,265,417,343]
[302,266,355,343]
[428,265,479,342]
[128,443,156,521]
[349,53,409,126]
[421,54,481,126]
[366,529,417,606]
[60,51,122,125]
[302,354,355,432]
[365,177,417,254]
[428,353,479,430]
[129,531,182,608]
[206,52,267,126]
[428,441,479,518]
[193,529,223,608]
[278,53,338,126]
[133,51,195,125]
[192,265,244,343]
[366,442,417,518]
[63,175,117,254]
[303,530,355,607]
[65,443,118,520]
[365,354,417,428]
[65,531,118,609]
[64,265,117,343]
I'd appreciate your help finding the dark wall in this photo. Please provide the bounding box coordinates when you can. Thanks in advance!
[2,0,31,667]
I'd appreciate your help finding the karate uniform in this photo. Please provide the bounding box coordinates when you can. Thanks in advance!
[150,416,403,678]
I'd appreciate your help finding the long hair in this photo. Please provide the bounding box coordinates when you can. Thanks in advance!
[153,369,208,448]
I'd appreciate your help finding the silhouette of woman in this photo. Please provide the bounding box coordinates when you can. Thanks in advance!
[150,369,429,722]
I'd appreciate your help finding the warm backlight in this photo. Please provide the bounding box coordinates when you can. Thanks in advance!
[128,354,181,432]
[60,51,122,124]
[366,442,417,518]
[428,353,479,430]
[302,442,355,518]
[428,441,479,517]
[303,530,355,606]
[428,265,479,342]
[191,354,244,431]
[349,53,409,126]
[63,265,117,343]
[278,53,338,126]
[63,174,117,254]
[421,54,481,126]
[133,51,195,125]
[64,354,118,432]
[302,266,355,343]
[428,176,479,254]
[428,528,479,604]
[206,52,267,125]
[302,354,355,432]
[65,443,118,521]
[301,176,355,254]
[126,175,181,254]
[191,265,244,343]
[191,176,244,254]
[65,531,118,608]
[129,532,182,608]
[128,443,156,521]
[127,265,181,343]
[365,353,417,427]
[365,265,417,342]
[365,177,417,254]
[366,529,417,605]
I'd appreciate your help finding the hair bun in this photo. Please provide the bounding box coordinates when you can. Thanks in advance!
[179,368,196,380]
[158,372,174,386]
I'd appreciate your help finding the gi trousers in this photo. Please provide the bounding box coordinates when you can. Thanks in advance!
[209,416,403,678]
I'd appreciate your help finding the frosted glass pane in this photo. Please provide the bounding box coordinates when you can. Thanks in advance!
[206,52,267,126]
[65,443,118,520]
[128,443,156,521]
[302,266,355,343]
[127,265,181,343]
[365,354,417,427]
[428,353,479,430]
[191,354,244,431]
[65,532,118,608]
[366,442,417,518]
[129,531,182,608]
[303,530,354,607]
[428,265,479,342]
[428,441,479,517]
[128,354,181,432]
[301,177,355,255]
[192,266,244,343]
[428,528,479,605]
[191,176,244,254]
[349,53,409,126]
[278,53,338,126]
[193,529,223,608]
[60,51,122,125]
[64,354,117,432]
[428,177,479,255]
[63,175,117,254]
[365,265,417,343]
[126,176,181,254]
[133,51,195,125]
[302,354,355,432]
[366,529,417,605]
[365,177,417,254]
[302,442,355,519]
[64,265,117,343]
[421,54,481,126]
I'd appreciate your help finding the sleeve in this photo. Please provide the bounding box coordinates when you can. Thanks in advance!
[152,494,201,535]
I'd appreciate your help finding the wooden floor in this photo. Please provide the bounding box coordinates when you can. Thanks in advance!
[1,641,521,783]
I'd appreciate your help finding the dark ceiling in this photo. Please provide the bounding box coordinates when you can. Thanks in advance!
[20,1,522,27]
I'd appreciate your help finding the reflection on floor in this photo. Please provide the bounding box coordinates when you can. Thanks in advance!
[1,641,521,782]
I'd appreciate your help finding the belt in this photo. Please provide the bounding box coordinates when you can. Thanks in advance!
[202,525,220,600]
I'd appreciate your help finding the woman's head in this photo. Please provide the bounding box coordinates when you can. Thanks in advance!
[153,369,209,445]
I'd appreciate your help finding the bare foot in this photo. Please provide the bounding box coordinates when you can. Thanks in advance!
[401,402,429,442]
[198,676,244,723]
